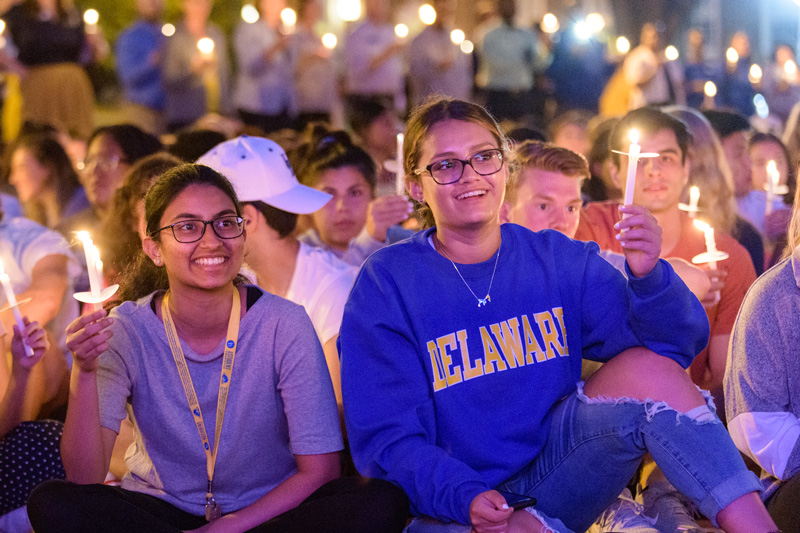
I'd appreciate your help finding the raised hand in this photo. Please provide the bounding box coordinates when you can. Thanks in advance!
[65,309,114,373]
[10,317,48,371]
[366,195,413,242]
[615,205,663,278]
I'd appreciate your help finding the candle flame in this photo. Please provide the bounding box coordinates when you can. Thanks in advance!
[726,47,739,64]
[76,231,92,243]
[704,81,717,97]
[394,23,409,38]
[321,33,337,49]
[628,129,639,145]
[690,186,700,202]
[197,37,215,55]
[83,9,99,26]
[280,7,297,27]
[693,219,711,232]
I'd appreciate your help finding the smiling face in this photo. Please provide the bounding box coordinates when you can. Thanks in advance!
[310,166,372,251]
[506,168,583,237]
[614,128,688,215]
[144,183,244,293]
[410,119,507,233]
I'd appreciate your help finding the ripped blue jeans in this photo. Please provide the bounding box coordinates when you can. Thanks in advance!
[494,382,762,533]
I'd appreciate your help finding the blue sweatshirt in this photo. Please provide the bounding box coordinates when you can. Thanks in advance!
[339,224,709,524]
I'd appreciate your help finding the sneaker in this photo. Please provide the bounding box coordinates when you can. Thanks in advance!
[592,489,660,533]
[638,482,702,532]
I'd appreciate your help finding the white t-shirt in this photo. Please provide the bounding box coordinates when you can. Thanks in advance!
[0,217,80,361]
[243,242,356,344]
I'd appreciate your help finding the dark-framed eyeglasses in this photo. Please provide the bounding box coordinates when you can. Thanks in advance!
[414,148,505,185]
[153,216,245,243]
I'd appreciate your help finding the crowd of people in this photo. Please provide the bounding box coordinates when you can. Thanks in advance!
[2,0,800,532]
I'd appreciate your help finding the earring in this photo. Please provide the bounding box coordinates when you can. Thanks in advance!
[154,258,162,266]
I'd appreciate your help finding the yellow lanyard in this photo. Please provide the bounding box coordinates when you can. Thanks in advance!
[161,286,241,521]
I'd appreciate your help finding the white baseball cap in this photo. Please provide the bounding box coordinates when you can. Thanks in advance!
[197,135,332,214]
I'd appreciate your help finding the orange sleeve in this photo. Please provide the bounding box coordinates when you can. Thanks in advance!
[575,202,624,253]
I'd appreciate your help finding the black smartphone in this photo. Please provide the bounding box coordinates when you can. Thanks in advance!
[498,491,537,510]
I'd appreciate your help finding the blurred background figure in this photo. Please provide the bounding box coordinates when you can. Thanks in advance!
[162,0,232,132]
[342,0,405,115]
[762,43,800,126]
[720,31,756,117]
[407,0,472,107]
[348,99,400,197]
[233,0,294,134]
[290,0,339,131]
[2,0,104,140]
[623,22,685,109]
[684,29,719,110]
[115,0,167,135]
[8,132,88,232]
[476,0,539,123]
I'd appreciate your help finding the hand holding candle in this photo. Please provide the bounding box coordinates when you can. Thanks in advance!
[0,260,34,356]
[692,219,730,305]
[74,231,118,311]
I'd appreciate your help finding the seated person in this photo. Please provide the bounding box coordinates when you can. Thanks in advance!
[0,210,79,419]
[27,164,409,532]
[198,136,357,408]
[0,318,58,530]
[292,128,413,266]
[339,96,776,532]
[726,184,800,533]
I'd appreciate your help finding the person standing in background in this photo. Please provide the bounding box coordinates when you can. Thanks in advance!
[2,0,101,140]
[162,0,232,132]
[342,0,405,115]
[233,0,294,134]
[290,0,338,131]
[407,0,472,107]
[115,0,167,135]
[476,0,539,123]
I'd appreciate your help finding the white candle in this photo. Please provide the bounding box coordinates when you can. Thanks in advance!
[766,160,779,217]
[77,231,103,299]
[694,219,719,269]
[688,186,700,218]
[0,261,33,356]
[395,133,405,196]
[624,129,641,207]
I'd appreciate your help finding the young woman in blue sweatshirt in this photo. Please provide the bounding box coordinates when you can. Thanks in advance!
[339,97,777,533]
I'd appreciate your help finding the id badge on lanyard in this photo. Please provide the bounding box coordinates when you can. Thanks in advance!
[162,286,241,522]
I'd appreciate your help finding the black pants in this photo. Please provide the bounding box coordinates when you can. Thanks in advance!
[28,477,409,533]
[766,472,800,533]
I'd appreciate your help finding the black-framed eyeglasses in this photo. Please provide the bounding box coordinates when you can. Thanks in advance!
[153,216,245,243]
[414,148,505,185]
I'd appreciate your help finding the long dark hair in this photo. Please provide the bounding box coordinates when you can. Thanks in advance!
[12,133,82,227]
[115,164,244,304]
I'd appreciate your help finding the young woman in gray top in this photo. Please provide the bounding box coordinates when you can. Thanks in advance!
[27,164,407,532]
